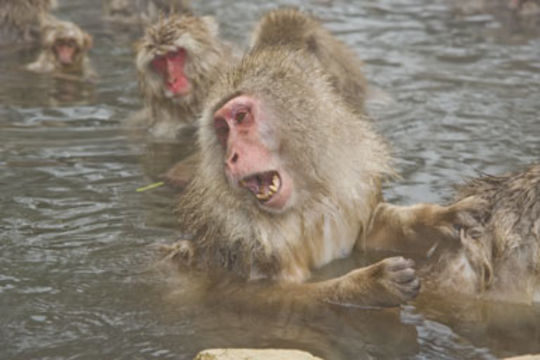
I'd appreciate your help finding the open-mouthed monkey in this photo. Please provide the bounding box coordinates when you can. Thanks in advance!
[159,9,421,309]
[134,14,237,139]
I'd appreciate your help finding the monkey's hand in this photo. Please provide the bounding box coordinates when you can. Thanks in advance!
[158,239,195,267]
[365,198,487,255]
[366,256,420,307]
[446,195,488,232]
[322,256,420,308]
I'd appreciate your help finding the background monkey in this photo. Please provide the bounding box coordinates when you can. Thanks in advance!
[135,14,237,139]
[0,0,55,46]
[26,19,95,81]
[162,9,420,308]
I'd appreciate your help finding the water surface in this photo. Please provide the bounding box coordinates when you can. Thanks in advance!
[1,0,539,359]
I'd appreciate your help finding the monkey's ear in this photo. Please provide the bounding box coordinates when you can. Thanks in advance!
[83,33,93,50]
[201,16,219,37]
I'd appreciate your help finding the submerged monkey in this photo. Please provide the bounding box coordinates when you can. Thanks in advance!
[366,164,540,304]
[26,18,95,81]
[0,0,55,46]
[134,14,237,139]
[161,9,421,308]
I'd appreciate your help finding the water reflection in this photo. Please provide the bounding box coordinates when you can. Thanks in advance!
[0,0,539,359]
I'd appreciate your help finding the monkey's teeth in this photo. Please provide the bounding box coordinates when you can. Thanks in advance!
[256,192,270,200]
[240,171,280,203]
[269,174,280,192]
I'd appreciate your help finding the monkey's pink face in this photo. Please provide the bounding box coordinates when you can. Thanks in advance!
[54,38,78,65]
[213,95,294,212]
[151,48,191,97]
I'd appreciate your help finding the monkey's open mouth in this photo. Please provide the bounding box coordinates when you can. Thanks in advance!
[239,171,281,203]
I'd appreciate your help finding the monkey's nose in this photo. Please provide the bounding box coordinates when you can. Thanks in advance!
[227,152,239,165]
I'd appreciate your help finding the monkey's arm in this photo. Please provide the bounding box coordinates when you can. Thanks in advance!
[241,257,419,308]
[363,197,481,256]
[305,256,420,308]
[161,241,419,308]
[26,53,54,73]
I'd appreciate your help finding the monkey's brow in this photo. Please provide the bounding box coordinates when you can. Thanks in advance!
[210,90,244,116]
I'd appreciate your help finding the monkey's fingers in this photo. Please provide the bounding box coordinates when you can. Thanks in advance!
[447,195,489,234]
[154,239,194,263]
[378,256,421,304]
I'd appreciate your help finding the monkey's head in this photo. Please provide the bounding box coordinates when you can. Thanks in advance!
[197,49,391,216]
[43,20,93,70]
[136,14,222,103]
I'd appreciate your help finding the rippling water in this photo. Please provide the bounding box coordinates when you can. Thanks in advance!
[1,0,539,359]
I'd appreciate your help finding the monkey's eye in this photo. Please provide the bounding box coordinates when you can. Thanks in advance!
[151,55,167,73]
[233,109,253,126]
[235,112,246,123]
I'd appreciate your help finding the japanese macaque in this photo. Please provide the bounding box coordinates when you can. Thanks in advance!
[365,164,540,304]
[135,14,236,139]
[0,0,54,46]
[162,9,420,308]
[249,9,368,114]
[103,0,192,25]
[26,19,95,81]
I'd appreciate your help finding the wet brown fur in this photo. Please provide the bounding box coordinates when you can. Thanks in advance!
[427,164,540,302]
[135,14,237,139]
[26,18,95,81]
[0,0,54,46]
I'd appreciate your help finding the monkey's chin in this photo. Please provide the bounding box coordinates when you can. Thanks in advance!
[258,185,293,214]
[164,88,192,102]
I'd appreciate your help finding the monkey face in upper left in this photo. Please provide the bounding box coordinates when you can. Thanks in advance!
[135,14,236,139]
[26,19,96,81]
